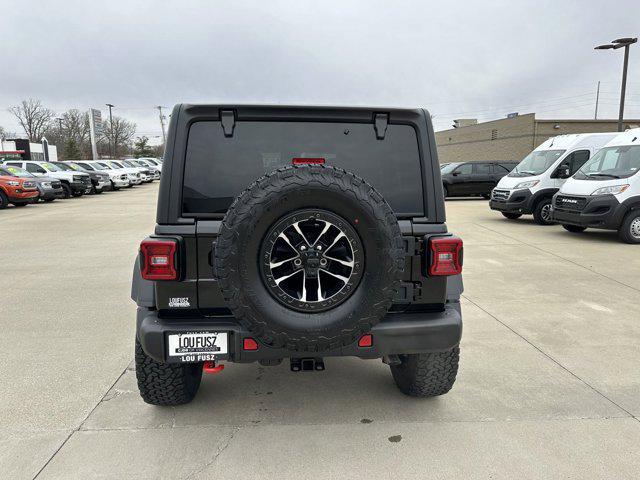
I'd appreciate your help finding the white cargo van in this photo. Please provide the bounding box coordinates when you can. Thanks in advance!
[489,133,618,224]
[552,128,640,243]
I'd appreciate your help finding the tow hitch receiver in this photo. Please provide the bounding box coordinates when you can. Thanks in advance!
[203,361,225,374]
[290,357,325,372]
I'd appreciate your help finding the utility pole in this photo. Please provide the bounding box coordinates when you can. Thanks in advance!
[106,104,115,158]
[595,37,637,132]
[594,81,600,120]
[157,106,167,144]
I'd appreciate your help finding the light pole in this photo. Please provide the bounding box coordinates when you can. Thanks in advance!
[595,37,637,132]
[106,103,115,158]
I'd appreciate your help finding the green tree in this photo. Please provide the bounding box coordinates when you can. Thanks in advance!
[133,136,155,158]
[63,137,82,160]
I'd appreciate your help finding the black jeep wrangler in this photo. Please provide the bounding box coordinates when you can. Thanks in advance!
[131,105,464,405]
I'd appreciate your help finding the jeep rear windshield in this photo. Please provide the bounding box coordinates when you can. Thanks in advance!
[182,121,425,217]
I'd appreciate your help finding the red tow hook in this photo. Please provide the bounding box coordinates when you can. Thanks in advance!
[203,361,225,374]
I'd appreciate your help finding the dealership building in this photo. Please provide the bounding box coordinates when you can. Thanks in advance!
[435,113,640,164]
[0,138,58,162]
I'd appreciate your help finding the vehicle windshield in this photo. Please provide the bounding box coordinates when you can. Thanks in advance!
[108,161,123,168]
[122,160,136,167]
[574,145,640,180]
[96,163,112,170]
[54,162,75,171]
[42,162,63,172]
[2,166,33,178]
[440,163,461,174]
[71,163,93,172]
[509,149,566,176]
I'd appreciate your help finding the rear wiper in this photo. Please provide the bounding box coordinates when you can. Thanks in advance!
[586,173,621,179]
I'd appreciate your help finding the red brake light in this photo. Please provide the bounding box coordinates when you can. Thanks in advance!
[428,236,463,276]
[243,338,259,351]
[358,334,373,348]
[292,158,325,165]
[140,239,178,280]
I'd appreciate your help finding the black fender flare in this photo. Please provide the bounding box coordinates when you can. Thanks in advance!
[527,188,559,211]
[612,196,640,226]
[131,255,156,307]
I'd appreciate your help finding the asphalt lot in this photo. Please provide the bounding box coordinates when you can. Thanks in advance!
[2,186,640,479]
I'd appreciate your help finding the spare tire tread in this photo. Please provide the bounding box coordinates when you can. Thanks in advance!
[215,165,404,352]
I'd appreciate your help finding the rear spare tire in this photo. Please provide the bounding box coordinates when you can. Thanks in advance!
[214,165,404,352]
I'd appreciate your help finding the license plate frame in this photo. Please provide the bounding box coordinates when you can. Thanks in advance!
[167,331,228,363]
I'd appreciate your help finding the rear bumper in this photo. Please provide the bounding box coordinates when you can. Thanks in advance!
[551,194,622,230]
[136,303,463,364]
[489,189,533,214]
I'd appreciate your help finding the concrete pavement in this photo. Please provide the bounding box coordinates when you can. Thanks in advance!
[1,189,639,479]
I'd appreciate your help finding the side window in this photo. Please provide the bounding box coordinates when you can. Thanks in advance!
[5,162,21,167]
[26,163,46,174]
[494,164,510,173]
[568,150,590,175]
[473,163,493,174]
[455,163,473,175]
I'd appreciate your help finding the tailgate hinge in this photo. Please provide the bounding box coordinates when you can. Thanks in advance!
[221,110,236,137]
[373,113,388,140]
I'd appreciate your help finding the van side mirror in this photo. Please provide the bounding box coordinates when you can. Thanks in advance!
[554,164,570,179]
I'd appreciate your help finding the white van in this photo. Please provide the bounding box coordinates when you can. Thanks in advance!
[552,128,640,243]
[489,133,618,224]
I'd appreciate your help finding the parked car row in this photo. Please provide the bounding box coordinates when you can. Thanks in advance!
[441,160,518,198]
[488,128,640,244]
[0,157,162,209]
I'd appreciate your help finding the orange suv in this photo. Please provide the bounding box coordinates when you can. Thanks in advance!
[0,173,39,209]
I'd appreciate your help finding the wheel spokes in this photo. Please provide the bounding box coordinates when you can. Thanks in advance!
[269,215,356,304]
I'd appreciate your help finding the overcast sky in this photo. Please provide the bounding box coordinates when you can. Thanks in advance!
[1,0,639,142]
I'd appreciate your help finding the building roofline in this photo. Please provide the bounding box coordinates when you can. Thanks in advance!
[536,118,640,123]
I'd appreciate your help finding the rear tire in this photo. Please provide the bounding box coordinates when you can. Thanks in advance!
[618,211,640,244]
[533,198,554,225]
[0,190,7,209]
[501,212,521,220]
[61,183,72,199]
[72,191,83,198]
[562,224,586,233]
[391,348,460,397]
[135,339,203,406]
[44,198,55,203]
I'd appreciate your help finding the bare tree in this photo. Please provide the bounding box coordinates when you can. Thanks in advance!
[9,99,55,142]
[0,125,6,139]
[102,116,136,158]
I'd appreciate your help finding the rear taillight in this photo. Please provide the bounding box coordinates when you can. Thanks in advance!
[292,158,325,165]
[427,236,463,276]
[140,239,178,280]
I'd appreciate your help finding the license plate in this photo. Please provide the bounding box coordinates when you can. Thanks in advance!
[167,332,228,361]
